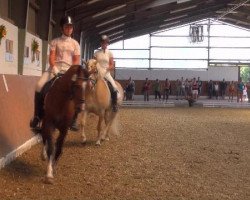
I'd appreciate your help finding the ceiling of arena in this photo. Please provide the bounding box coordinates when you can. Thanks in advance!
[54,0,250,48]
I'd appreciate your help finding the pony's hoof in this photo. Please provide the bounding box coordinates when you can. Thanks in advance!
[44,177,54,184]
[95,141,101,146]
[81,139,87,145]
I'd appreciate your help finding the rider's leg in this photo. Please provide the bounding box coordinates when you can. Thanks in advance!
[105,72,118,92]
[105,72,118,112]
[30,71,54,129]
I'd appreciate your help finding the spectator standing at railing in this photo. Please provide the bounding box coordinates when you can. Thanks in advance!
[197,77,202,98]
[142,78,150,101]
[220,78,227,100]
[184,78,190,99]
[246,78,250,103]
[208,80,213,99]
[228,81,235,102]
[176,79,181,100]
[214,82,219,100]
[192,77,199,100]
[237,78,244,103]
[126,77,135,100]
[180,77,185,100]
[153,79,161,100]
[163,78,171,102]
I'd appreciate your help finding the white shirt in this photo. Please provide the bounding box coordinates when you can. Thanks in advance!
[50,35,80,66]
[94,49,113,69]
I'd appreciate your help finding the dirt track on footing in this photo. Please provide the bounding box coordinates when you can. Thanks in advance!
[0,108,250,200]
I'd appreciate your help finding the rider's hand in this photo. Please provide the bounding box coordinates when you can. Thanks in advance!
[52,66,60,76]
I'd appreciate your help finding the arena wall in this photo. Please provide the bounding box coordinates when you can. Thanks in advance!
[0,74,39,168]
[116,67,239,81]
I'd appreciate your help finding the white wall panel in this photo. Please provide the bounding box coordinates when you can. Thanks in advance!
[23,32,42,76]
[0,18,18,74]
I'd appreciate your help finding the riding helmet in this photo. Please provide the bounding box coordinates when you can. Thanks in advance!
[60,15,74,28]
[100,35,110,43]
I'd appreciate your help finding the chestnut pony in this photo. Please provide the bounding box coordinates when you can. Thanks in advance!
[40,65,89,183]
[80,59,124,145]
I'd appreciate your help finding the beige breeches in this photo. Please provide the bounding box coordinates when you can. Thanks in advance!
[97,66,118,91]
[35,62,70,92]
[105,72,118,91]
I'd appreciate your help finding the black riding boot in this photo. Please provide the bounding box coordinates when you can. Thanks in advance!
[30,92,43,129]
[111,90,118,112]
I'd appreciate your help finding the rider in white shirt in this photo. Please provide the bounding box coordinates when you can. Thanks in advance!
[94,35,119,112]
[30,16,81,130]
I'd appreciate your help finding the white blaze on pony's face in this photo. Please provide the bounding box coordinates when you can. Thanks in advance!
[82,81,87,89]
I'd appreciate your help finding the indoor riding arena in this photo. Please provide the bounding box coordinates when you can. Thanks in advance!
[0,0,250,200]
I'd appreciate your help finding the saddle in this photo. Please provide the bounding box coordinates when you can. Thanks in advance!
[41,74,62,99]
[38,74,63,120]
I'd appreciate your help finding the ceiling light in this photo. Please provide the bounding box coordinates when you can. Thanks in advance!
[96,15,126,27]
[108,30,124,37]
[110,35,123,41]
[99,23,125,34]
[177,0,192,4]
[159,20,181,28]
[87,0,102,5]
[164,14,188,21]
[216,10,238,14]
[170,5,197,14]
[92,4,126,18]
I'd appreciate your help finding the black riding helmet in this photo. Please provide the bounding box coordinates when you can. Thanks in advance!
[100,35,110,43]
[60,15,74,28]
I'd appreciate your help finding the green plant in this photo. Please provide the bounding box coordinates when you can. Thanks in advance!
[31,39,39,52]
[0,25,7,44]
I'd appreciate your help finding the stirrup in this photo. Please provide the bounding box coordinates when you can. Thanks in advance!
[30,116,40,129]
[70,123,79,132]
[69,121,80,132]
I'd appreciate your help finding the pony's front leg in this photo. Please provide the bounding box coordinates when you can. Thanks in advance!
[54,128,67,162]
[45,154,55,184]
[80,111,87,144]
[45,134,55,184]
[41,143,47,161]
[96,115,104,146]
[102,111,117,141]
[41,134,48,161]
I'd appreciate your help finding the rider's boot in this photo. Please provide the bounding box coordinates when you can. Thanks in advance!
[111,90,118,112]
[30,92,43,129]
